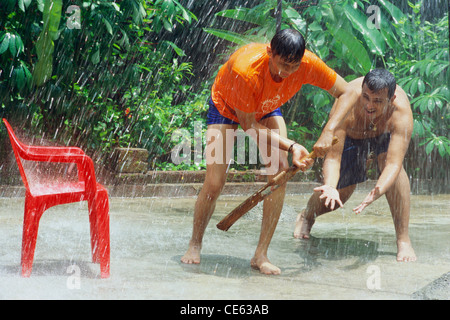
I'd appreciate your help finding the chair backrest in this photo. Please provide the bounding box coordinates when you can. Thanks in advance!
[2,119,31,191]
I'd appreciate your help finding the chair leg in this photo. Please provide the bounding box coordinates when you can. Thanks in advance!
[87,198,100,263]
[88,189,110,278]
[97,191,110,279]
[21,200,45,277]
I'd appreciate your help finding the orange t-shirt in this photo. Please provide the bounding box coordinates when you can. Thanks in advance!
[211,43,337,122]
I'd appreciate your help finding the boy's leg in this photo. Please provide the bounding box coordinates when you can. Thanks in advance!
[294,184,356,239]
[295,135,365,239]
[181,123,237,264]
[250,116,289,275]
[378,154,416,262]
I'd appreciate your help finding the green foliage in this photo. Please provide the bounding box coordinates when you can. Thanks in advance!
[385,3,449,158]
[0,0,201,166]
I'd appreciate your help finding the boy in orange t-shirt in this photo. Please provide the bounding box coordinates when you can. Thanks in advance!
[211,42,338,122]
[182,29,354,275]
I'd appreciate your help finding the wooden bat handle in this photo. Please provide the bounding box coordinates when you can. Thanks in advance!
[274,136,339,180]
[270,170,287,185]
[276,136,339,184]
[296,136,338,163]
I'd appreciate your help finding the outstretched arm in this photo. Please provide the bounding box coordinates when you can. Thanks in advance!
[314,127,346,210]
[314,75,357,157]
[353,89,413,214]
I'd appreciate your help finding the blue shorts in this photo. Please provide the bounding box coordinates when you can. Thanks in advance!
[337,134,391,189]
[206,98,283,125]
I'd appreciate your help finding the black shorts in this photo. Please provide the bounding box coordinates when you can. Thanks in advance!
[337,133,391,189]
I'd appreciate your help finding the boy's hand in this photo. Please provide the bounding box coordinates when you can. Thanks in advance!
[353,186,381,214]
[314,185,343,210]
[313,130,335,158]
[291,144,314,171]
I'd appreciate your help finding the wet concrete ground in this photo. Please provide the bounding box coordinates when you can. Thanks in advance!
[0,189,449,300]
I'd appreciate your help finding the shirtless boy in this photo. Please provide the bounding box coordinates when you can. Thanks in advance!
[181,29,355,274]
[294,68,416,262]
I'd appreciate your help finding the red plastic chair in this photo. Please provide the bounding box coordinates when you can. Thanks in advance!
[2,119,110,278]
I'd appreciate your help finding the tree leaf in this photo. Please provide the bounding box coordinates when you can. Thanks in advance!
[425,140,434,155]
[434,98,443,110]
[427,97,435,112]
[326,23,371,74]
[103,17,113,35]
[412,118,424,137]
[32,56,53,87]
[161,40,186,57]
[18,0,25,12]
[417,79,426,94]
[431,63,449,77]
[377,0,406,24]
[437,142,446,158]
[409,78,418,96]
[43,0,63,41]
[0,33,10,55]
[91,47,100,64]
[343,4,386,56]
[216,7,267,25]
[203,28,252,46]
[163,18,173,32]
[8,33,16,56]
[161,0,175,18]
[15,33,24,55]
[14,66,25,90]
[21,61,32,89]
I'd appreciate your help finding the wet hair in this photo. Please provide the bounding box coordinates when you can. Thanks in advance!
[363,69,397,99]
[270,28,305,63]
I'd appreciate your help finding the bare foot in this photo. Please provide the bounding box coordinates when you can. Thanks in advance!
[396,240,417,262]
[250,256,281,275]
[181,243,201,264]
[294,210,314,239]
